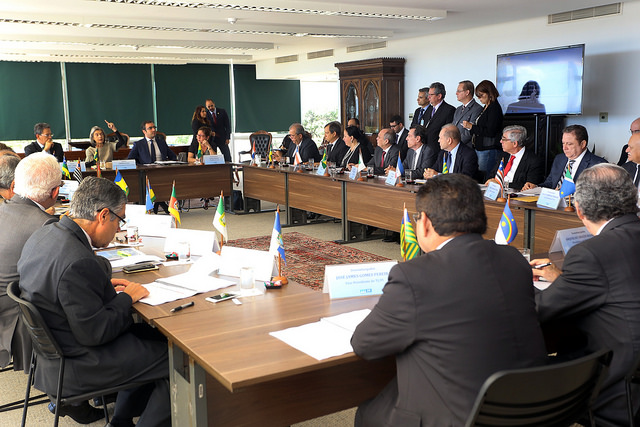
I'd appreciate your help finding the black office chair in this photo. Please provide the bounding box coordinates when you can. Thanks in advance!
[465,348,613,427]
[239,130,272,163]
[6,281,151,427]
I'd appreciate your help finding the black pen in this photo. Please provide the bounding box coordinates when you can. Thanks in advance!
[170,301,194,313]
[533,262,553,269]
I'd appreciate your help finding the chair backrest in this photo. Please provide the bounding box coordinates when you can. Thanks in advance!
[177,152,188,163]
[249,131,272,157]
[6,281,64,362]
[106,132,130,146]
[465,348,613,427]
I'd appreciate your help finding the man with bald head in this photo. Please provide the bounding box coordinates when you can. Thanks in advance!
[622,130,640,187]
[424,124,478,178]
[618,117,640,166]
[368,128,399,175]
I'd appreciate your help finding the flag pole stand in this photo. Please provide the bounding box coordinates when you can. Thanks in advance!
[323,169,330,177]
[272,255,288,285]
[496,182,507,203]
[564,195,575,212]
[357,170,366,182]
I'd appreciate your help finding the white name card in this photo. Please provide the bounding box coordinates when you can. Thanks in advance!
[204,154,225,165]
[549,226,591,255]
[323,261,397,299]
[537,187,561,209]
[218,246,277,282]
[316,165,326,176]
[348,166,359,180]
[112,159,137,170]
[384,170,397,186]
[484,181,502,200]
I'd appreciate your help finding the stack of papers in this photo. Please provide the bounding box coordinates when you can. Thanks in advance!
[269,309,371,360]
[98,247,162,268]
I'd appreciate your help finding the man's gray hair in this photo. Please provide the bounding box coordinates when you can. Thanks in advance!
[289,123,304,135]
[503,125,527,147]
[575,164,638,222]
[34,122,50,136]
[383,128,396,145]
[70,177,127,221]
[430,82,446,98]
[0,154,20,190]
[13,152,61,203]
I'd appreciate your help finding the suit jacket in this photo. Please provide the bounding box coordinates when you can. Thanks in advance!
[23,141,64,162]
[286,137,321,163]
[410,106,428,128]
[423,102,456,164]
[622,161,638,181]
[128,135,177,165]
[207,108,231,145]
[453,99,483,148]
[402,145,434,178]
[396,128,410,162]
[352,234,547,427]
[367,144,400,175]
[326,138,349,164]
[469,101,503,151]
[432,143,479,178]
[539,149,607,188]
[0,196,56,371]
[488,148,544,190]
[17,216,168,396]
[536,214,640,425]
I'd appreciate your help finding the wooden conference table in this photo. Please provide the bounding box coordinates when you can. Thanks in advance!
[242,165,583,254]
[114,239,395,427]
[82,162,233,205]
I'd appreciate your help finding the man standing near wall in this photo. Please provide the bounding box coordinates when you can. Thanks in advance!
[206,99,232,162]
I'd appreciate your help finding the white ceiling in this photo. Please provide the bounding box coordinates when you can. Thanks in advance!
[0,0,631,65]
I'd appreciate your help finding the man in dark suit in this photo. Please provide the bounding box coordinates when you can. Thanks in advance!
[367,128,399,175]
[452,80,483,148]
[532,164,640,426]
[285,123,320,163]
[389,114,409,162]
[205,99,232,162]
[18,177,170,427]
[352,174,547,427]
[622,131,640,186]
[409,87,430,128]
[485,125,544,191]
[23,123,64,162]
[400,125,433,179]
[323,121,348,164]
[523,124,606,190]
[617,117,640,166]
[0,153,59,377]
[425,124,478,179]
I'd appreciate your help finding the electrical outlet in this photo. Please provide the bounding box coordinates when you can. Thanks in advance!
[599,112,608,123]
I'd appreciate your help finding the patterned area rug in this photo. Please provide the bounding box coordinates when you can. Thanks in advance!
[227,232,390,291]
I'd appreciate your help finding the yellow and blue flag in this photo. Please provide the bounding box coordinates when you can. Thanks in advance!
[145,178,155,211]
[400,207,420,261]
[495,200,518,245]
[558,167,575,198]
[114,169,129,196]
[61,157,71,179]
[442,157,449,174]
[269,209,286,264]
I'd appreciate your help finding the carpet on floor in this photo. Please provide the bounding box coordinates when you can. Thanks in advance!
[227,231,390,291]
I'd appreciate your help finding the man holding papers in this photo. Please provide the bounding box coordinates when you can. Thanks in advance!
[18,177,170,427]
[351,174,546,427]
[531,164,640,426]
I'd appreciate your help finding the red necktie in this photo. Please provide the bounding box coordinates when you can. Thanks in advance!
[380,150,386,168]
[503,155,515,176]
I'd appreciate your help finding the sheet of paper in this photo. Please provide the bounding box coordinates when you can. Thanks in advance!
[516,187,542,196]
[139,282,198,305]
[156,273,234,293]
[321,309,371,332]
[534,280,551,291]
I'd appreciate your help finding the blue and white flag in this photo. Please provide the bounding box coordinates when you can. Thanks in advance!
[269,209,286,264]
[396,153,404,176]
[495,200,518,245]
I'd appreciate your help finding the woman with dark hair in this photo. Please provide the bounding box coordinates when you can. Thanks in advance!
[340,126,372,169]
[188,126,216,163]
[462,79,503,180]
[506,80,546,114]
[84,120,127,167]
[191,105,212,146]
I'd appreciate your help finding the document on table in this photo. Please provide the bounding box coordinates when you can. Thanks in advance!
[97,247,162,268]
[269,309,371,360]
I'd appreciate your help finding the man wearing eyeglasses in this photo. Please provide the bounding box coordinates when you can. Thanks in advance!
[24,122,64,162]
[284,123,320,163]
[0,153,60,380]
[617,117,640,166]
[18,177,170,426]
[389,115,409,162]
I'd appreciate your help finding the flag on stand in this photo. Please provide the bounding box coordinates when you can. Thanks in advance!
[250,141,256,164]
[357,149,366,172]
[293,146,302,166]
[145,178,155,212]
[94,148,101,177]
[196,142,203,162]
[168,181,181,225]
[61,157,71,179]
[494,158,505,189]
[495,200,518,245]
[269,209,286,265]
[396,154,404,176]
[73,166,83,183]
[400,207,420,261]
[442,157,449,174]
[268,142,273,164]
[558,168,576,198]
[320,150,327,170]
[212,194,228,242]
[113,169,129,196]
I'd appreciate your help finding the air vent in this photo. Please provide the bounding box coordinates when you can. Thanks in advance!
[549,3,621,24]
[347,41,387,53]
[275,54,298,64]
[307,49,333,60]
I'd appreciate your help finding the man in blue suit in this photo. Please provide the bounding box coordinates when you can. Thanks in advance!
[522,124,606,190]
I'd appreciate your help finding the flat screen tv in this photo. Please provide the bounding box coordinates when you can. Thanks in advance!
[496,44,584,116]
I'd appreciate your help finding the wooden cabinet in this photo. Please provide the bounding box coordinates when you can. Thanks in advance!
[335,58,405,136]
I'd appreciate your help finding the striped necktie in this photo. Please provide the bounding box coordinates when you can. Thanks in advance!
[556,159,575,189]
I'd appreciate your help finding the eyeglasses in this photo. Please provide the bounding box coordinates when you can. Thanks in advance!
[631,129,640,135]
[99,208,126,228]
[412,213,421,223]
[146,126,157,130]
[41,133,53,138]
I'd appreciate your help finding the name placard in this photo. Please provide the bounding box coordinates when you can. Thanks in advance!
[112,159,137,170]
[484,181,502,200]
[316,165,326,176]
[323,261,397,299]
[537,187,561,209]
[385,170,397,186]
[203,154,225,165]
[549,226,591,255]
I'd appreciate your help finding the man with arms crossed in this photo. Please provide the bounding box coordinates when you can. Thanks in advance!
[352,174,547,427]
[24,123,64,162]
[532,164,640,426]
[18,177,170,427]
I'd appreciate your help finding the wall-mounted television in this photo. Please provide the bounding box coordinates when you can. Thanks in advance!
[496,44,584,116]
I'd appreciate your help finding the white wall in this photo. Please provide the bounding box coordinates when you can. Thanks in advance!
[256,2,640,163]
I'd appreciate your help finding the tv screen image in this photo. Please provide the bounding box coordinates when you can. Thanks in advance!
[496,44,584,116]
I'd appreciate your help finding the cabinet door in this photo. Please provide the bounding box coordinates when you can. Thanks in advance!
[343,81,359,125]
[362,80,380,134]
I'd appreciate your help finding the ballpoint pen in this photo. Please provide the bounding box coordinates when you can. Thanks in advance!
[170,301,195,313]
[533,262,553,269]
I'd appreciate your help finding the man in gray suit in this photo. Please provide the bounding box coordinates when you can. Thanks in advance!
[352,174,547,427]
[0,152,59,374]
[18,177,170,427]
[453,80,483,148]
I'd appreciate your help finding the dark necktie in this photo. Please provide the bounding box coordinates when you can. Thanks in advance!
[212,111,217,125]
[149,139,157,162]
[380,150,386,168]
[635,164,640,188]
[418,109,425,124]
[327,144,333,158]
[503,155,515,176]
[431,107,436,118]
[557,159,575,189]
